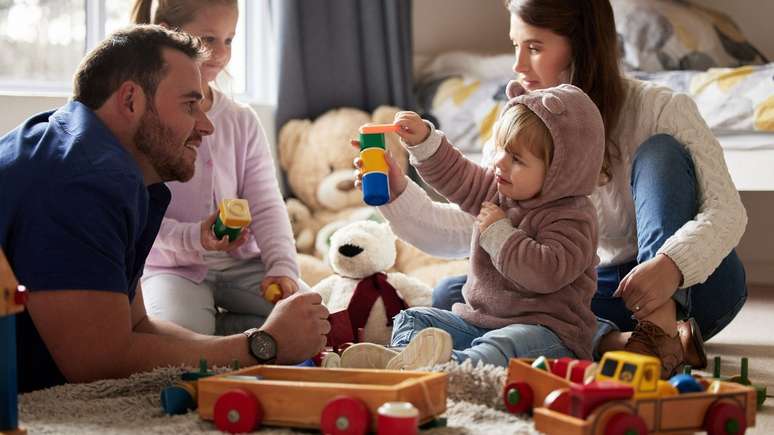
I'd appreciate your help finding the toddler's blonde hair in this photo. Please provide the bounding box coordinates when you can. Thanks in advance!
[494,104,554,172]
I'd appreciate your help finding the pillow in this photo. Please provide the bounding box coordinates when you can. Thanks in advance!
[628,63,774,132]
[612,0,768,72]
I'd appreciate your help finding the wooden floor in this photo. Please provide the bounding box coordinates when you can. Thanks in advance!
[702,284,774,434]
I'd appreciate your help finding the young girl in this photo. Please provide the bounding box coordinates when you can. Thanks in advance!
[132,0,303,335]
[361,0,746,378]
[341,84,605,369]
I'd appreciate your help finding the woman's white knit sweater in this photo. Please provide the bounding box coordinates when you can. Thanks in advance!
[379,78,747,288]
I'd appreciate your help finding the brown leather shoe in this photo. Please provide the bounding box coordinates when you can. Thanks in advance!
[677,318,707,370]
[624,321,684,379]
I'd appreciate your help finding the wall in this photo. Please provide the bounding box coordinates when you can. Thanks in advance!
[1,94,67,134]
[412,0,774,60]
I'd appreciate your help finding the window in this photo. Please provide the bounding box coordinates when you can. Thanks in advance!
[0,0,86,91]
[0,0,276,104]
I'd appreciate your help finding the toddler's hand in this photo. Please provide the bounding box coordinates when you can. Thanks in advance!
[352,143,408,201]
[262,276,299,302]
[476,201,506,232]
[393,111,430,146]
[200,211,250,252]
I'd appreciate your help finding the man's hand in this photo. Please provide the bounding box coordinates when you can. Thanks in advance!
[352,148,408,201]
[476,201,506,232]
[393,111,430,146]
[200,211,249,251]
[613,254,683,319]
[261,276,298,300]
[259,292,330,364]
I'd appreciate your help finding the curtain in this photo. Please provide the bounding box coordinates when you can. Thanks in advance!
[274,0,414,131]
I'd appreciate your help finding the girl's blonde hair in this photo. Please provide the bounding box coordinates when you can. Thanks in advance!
[494,104,554,172]
[131,0,237,27]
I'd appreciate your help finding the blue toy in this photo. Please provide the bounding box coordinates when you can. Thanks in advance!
[669,373,704,394]
[1,249,27,435]
[160,359,220,416]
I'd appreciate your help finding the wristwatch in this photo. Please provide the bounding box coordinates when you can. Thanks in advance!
[243,328,277,364]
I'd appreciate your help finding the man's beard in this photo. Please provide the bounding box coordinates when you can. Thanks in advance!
[133,107,195,183]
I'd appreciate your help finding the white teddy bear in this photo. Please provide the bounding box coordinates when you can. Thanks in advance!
[312,220,432,346]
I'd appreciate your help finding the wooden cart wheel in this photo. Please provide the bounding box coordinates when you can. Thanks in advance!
[213,388,263,433]
[503,382,534,414]
[704,402,747,435]
[320,396,370,435]
[603,412,648,435]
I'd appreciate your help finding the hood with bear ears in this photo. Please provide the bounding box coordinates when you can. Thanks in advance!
[498,82,605,210]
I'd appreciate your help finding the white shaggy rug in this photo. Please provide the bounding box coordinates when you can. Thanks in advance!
[18,360,540,434]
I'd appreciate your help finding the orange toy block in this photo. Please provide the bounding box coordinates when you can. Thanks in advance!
[359,124,400,134]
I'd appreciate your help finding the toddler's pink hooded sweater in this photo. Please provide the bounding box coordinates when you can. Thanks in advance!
[410,84,604,359]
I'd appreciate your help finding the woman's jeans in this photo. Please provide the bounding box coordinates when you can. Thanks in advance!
[432,134,747,344]
[391,307,575,367]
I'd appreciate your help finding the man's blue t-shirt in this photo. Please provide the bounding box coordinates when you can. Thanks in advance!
[0,101,171,392]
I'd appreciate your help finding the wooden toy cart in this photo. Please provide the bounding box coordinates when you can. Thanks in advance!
[526,351,757,435]
[196,365,447,434]
[533,380,756,435]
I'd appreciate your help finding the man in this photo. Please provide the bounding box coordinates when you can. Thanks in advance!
[0,25,329,393]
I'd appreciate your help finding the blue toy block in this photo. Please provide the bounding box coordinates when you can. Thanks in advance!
[669,374,704,394]
[1,315,19,431]
[362,172,389,206]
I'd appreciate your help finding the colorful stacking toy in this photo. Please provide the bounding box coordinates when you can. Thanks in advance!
[213,198,252,242]
[358,124,398,206]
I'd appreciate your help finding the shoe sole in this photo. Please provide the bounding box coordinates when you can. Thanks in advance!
[340,343,398,369]
[684,318,708,369]
[321,353,341,368]
[385,327,452,370]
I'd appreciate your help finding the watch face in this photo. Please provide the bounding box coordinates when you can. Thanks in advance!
[250,331,276,362]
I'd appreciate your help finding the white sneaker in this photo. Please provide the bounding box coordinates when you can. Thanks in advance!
[340,343,399,369]
[385,327,453,370]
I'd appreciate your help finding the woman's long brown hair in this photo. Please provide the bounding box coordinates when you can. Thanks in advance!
[506,0,624,183]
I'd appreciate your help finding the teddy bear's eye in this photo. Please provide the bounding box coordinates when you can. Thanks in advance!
[338,244,363,258]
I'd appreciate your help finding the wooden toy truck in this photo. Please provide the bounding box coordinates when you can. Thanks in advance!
[523,351,757,435]
[196,365,447,434]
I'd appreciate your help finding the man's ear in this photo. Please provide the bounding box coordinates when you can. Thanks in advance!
[115,81,147,122]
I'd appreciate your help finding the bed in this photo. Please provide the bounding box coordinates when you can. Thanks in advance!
[413,52,774,192]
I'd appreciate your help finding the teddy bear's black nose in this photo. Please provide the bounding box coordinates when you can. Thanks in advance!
[338,244,363,258]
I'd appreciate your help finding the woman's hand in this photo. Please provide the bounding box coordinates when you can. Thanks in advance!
[262,276,299,300]
[476,201,506,232]
[352,143,408,202]
[613,254,683,320]
[200,211,250,252]
[393,111,430,146]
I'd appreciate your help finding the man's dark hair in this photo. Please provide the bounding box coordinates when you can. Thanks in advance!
[73,24,207,110]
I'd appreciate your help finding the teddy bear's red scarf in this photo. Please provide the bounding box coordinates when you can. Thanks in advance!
[347,272,408,340]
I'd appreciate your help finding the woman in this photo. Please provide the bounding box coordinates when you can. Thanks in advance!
[362,0,747,378]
